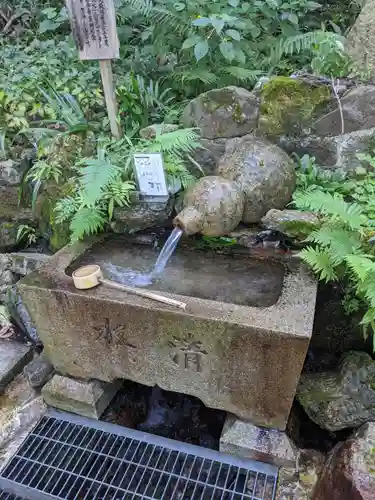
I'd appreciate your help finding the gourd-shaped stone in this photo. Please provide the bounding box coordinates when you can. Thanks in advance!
[217,136,296,223]
[174,176,244,236]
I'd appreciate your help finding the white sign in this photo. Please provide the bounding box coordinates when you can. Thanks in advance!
[133,153,169,199]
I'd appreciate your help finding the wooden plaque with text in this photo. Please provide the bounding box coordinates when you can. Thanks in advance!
[66,0,119,60]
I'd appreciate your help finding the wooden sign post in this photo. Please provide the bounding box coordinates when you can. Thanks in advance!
[65,0,122,139]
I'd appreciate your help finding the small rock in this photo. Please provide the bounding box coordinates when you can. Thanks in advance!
[313,86,375,136]
[312,422,375,500]
[0,160,21,186]
[0,340,33,393]
[261,209,319,239]
[112,197,174,233]
[296,351,375,431]
[189,138,226,176]
[23,352,54,389]
[139,123,179,139]
[217,136,296,223]
[181,86,259,139]
[276,449,325,500]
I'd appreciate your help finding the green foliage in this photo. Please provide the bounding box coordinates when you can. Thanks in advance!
[54,148,136,241]
[53,128,200,241]
[294,188,375,349]
[117,74,176,134]
[16,224,37,247]
[259,78,331,135]
[294,154,349,194]
[119,0,352,94]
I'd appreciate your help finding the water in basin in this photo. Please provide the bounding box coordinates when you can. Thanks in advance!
[69,235,285,307]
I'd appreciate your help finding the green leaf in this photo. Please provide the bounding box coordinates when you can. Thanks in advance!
[225,29,241,41]
[249,25,261,38]
[182,35,202,49]
[219,41,235,61]
[79,156,122,206]
[211,18,225,34]
[265,0,279,8]
[70,208,106,241]
[194,40,209,61]
[288,12,299,25]
[228,0,239,6]
[38,19,60,33]
[192,17,210,27]
[234,47,246,64]
[306,1,322,9]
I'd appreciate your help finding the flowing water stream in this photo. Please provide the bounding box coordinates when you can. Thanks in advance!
[104,227,183,287]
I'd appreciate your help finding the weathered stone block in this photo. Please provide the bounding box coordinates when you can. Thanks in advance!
[10,252,51,276]
[0,340,33,392]
[220,416,297,467]
[19,236,317,429]
[42,375,120,419]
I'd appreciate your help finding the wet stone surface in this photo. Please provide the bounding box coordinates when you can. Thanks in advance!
[101,380,227,450]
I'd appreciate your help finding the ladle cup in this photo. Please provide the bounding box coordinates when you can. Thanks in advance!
[72,265,186,310]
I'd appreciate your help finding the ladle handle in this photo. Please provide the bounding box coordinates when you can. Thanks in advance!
[99,278,187,310]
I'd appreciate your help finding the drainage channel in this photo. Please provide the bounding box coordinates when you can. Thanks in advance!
[0,409,278,500]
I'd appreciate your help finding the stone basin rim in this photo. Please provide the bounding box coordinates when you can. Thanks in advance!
[19,234,317,339]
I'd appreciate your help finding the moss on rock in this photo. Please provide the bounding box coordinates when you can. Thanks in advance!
[259,76,331,137]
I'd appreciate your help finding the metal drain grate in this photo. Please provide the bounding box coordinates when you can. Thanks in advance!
[0,491,24,500]
[0,410,278,500]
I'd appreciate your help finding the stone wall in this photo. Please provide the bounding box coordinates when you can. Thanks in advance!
[182,79,375,174]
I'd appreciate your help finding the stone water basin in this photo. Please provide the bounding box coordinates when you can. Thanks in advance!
[19,235,317,430]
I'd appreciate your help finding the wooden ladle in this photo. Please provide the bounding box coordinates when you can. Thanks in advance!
[72,265,187,310]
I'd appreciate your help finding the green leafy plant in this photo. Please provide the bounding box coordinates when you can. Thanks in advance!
[293,154,350,195]
[117,74,176,134]
[54,148,136,241]
[16,224,37,247]
[293,189,375,349]
[53,128,200,241]
[120,0,348,94]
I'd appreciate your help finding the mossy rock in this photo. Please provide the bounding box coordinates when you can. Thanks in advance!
[259,77,331,137]
[181,86,260,139]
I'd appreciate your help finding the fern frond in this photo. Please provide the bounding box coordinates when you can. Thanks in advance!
[70,207,106,241]
[298,246,338,282]
[172,69,218,85]
[78,151,122,206]
[293,190,366,230]
[147,128,201,156]
[221,67,262,82]
[306,226,362,264]
[360,277,375,308]
[126,0,152,16]
[54,196,80,224]
[271,31,344,61]
[345,255,375,283]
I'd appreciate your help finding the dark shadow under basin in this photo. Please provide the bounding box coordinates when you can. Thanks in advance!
[68,236,285,307]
